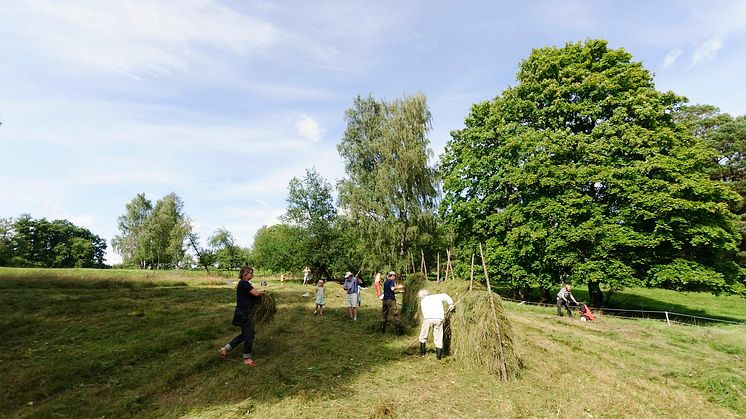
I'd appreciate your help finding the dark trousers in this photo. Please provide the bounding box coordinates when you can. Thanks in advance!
[228,322,255,357]
[557,298,572,316]
[381,300,401,325]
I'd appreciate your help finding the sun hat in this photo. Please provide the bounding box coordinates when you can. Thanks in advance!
[418,289,430,299]
[345,272,353,278]
[387,271,396,277]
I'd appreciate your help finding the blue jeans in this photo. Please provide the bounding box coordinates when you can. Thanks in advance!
[227,322,255,358]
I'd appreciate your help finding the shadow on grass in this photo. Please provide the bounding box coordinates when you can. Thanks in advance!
[0,282,414,417]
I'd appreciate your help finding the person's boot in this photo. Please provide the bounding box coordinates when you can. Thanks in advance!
[436,348,442,360]
[395,325,403,336]
[380,322,386,333]
[419,342,426,357]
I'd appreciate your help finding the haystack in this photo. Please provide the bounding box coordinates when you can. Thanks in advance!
[401,273,426,325]
[249,292,277,326]
[448,290,522,379]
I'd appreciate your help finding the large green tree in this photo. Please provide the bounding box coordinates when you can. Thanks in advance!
[675,105,746,268]
[441,40,743,305]
[111,193,153,267]
[251,224,305,273]
[208,228,250,270]
[282,168,341,278]
[337,93,439,273]
[112,192,191,269]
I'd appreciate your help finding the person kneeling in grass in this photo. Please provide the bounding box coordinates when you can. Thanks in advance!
[219,266,265,366]
[417,289,454,359]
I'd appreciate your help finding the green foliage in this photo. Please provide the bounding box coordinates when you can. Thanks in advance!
[440,40,743,303]
[112,193,192,269]
[675,105,746,271]
[282,168,341,277]
[0,215,106,268]
[251,224,305,273]
[337,93,440,273]
[208,228,249,270]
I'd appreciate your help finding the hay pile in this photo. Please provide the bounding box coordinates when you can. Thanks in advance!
[401,273,426,325]
[249,292,277,326]
[448,290,522,379]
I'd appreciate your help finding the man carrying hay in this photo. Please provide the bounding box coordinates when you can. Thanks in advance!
[380,271,403,335]
[417,289,454,359]
[219,266,265,366]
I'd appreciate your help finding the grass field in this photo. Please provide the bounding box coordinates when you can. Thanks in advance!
[1,268,744,418]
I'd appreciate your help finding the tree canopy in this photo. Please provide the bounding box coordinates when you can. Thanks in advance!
[440,40,743,304]
[337,93,440,273]
[112,192,191,269]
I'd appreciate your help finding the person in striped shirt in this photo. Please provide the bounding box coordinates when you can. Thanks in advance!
[557,284,578,317]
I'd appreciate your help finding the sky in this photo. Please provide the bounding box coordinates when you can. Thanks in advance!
[1,1,745,264]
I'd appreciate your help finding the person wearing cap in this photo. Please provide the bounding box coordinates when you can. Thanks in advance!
[380,271,403,334]
[417,289,454,359]
[342,271,362,320]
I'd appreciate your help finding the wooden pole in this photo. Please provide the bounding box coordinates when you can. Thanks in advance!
[444,250,448,282]
[437,253,440,282]
[421,250,427,277]
[469,253,475,291]
[479,242,508,381]
[446,249,454,281]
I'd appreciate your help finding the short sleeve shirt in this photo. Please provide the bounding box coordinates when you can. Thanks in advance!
[383,278,396,301]
[236,280,259,310]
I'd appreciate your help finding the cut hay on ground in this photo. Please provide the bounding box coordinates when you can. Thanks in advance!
[401,273,426,325]
[250,292,277,326]
[448,290,522,379]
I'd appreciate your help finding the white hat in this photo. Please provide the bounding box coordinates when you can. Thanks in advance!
[417,289,430,299]
[387,271,396,277]
[345,272,353,278]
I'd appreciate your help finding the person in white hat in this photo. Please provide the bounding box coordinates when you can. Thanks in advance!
[417,289,454,359]
[342,271,362,320]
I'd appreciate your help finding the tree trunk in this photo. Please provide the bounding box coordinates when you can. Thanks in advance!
[588,281,603,307]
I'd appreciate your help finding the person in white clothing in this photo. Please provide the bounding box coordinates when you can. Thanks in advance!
[417,289,454,360]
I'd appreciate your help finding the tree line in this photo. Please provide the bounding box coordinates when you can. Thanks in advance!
[0,215,106,268]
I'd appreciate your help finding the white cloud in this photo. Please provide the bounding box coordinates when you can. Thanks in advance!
[691,36,723,66]
[295,115,324,143]
[662,48,683,69]
[6,0,279,77]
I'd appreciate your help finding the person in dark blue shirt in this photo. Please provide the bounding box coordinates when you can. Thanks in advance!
[380,271,403,334]
[219,266,264,366]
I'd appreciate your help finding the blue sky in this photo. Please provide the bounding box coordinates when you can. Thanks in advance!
[1,1,745,264]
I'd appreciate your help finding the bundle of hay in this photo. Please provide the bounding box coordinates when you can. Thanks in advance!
[448,290,522,380]
[249,292,277,326]
[401,273,426,325]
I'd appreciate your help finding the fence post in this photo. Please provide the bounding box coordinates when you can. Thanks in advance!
[665,311,670,326]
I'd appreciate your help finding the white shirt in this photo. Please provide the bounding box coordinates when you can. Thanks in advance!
[420,293,454,320]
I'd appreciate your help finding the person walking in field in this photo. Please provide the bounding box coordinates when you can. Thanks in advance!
[417,289,454,359]
[557,284,578,317]
[303,266,311,285]
[314,280,325,315]
[380,271,403,335]
[373,272,383,300]
[219,266,265,366]
[343,272,362,320]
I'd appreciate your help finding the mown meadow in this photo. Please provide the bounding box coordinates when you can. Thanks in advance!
[1,268,744,418]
